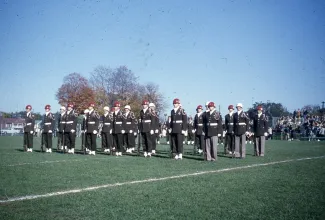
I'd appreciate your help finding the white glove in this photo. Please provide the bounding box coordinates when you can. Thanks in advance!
[168,128,172,133]
[192,129,195,133]
[84,129,87,133]
[245,131,250,136]
[155,129,159,133]
[110,129,112,134]
[49,130,52,133]
[93,130,98,134]
[264,132,268,136]
[121,130,125,134]
[71,129,75,133]
[134,132,137,136]
[181,130,185,135]
[129,130,133,133]
[81,130,85,133]
[202,131,205,136]
[218,134,221,137]
[150,130,154,135]
[30,131,34,134]
[57,128,59,132]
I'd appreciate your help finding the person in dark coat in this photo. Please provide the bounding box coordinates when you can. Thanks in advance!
[86,102,100,155]
[101,106,113,154]
[24,105,35,152]
[193,105,205,154]
[233,103,250,158]
[42,104,55,153]
[64,103,78,154]
[224,105,235,155]
[252,106,268,156]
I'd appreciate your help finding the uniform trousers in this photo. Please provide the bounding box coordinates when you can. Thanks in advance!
[235,134,246,158]
[86,133,97,151]
[42,132,52,149]
[124,132,135,149]
[57,131,64,148]
[102,132,113,150]
[113,133,124,152]
[171,133,183,154]
[24,132,33,150]
[64,132,76,149]
[205,136,218,161]
[225,133,235,153]
[195,134,205,151]
[141,132,152,153]
[254,136,265,156]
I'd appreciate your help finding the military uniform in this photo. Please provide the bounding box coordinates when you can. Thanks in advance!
[140,100,154,157]
[150,106,159,154]
[194,105,205,154]
[42,105,55,152]
[112,102,125,155]
[23,105,35,152]
[187,118,195,145]
[64,108,78,152]
[225,105,235,154]
[86,105,100,154]
[123,106,137,153]
[233,103,250,158]
[170,98,187,159]
[252,106,268,156]
[203,102,222,161]
[57,108,66,150]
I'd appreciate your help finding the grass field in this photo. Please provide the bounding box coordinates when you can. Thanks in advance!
[0,136,325,220]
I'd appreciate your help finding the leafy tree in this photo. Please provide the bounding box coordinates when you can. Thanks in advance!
[56,73,95,114]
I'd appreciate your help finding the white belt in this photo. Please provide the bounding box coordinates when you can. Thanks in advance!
[115,122,122,124]
[229,123,234,125]
[126,122,131,124]
[104,123,110,125]
[60,122,66,124]
[209,123,218,126]
[88,122,95,124]
[144,120,151,123]
[197,123,203,126]
[66,121,74,124]
[174,120,182,123]
[44,122,51,125]
[26,123,32,125]
[238,123,246,125]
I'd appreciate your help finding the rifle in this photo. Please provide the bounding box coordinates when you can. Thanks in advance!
[137,130,141,156]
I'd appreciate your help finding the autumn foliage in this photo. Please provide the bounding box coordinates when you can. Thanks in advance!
[56,73,95,114]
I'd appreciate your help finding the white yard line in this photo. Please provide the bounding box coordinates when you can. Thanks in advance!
[0,155,324,203]
[1,159,88,167]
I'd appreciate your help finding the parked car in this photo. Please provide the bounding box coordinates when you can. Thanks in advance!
[0,128,21,135]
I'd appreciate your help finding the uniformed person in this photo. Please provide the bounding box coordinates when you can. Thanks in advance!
[165,116,171,145]
[41,105,55,153]
[224,105,235,155]
[86,102,100,155]
[112,101,125,156]
[139,100,154,157]
[187,116,195,145]
[203,102,222,161]
[149,103,159,155]
[81,109,89,152]
[170,98,187,160]
[123,105,137,153]
[101,106,113,154]
[233,103,250,158]
[194,105,205,154]
[65,103,78,154]
[24,105,35,152]
[252,106,268,156]
[57,106,66,151]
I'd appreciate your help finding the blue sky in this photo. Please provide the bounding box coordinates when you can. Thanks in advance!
[0,0,324,117]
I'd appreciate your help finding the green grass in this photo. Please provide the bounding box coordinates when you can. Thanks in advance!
[0,136,325,219]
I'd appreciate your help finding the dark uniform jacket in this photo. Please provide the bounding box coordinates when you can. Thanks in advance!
[140,108,153,133]
[123,111,137,133]
[234,111,250,135]
[203,110,223,137]
[64,110,78,132]
[24,112,35,133]
[101,113,113,133]
[225,113,235,134]
[43,112,55,133]
[170,107,187,134]
[150,109,160,133]
[194,112,204,135]
[86,110,100,133]
[113,110,125,134]
[58,113,67,132]
[253,113,268,136]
